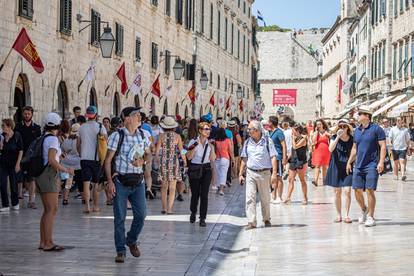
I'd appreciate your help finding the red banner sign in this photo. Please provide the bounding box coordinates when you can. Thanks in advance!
[273,89,297,106]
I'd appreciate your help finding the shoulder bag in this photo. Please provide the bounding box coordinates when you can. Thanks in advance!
[187,143,209,180]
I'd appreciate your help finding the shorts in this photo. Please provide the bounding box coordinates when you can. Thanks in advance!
[35,165,58,193]
[392,149,407,161]
[16,170,34,183]
[60,172,70,181]
[80,160,102,183]
[352,167,379,191]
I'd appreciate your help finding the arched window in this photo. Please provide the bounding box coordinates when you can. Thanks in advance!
[163,100,168,115]
[13,74,30,122]
[113,92,121,116]
[175,103,180,116]
[57,81,69,119]
[184,105,189,118]
[134,95,140,107]
[150,97,156,116]
[89,87,98,108]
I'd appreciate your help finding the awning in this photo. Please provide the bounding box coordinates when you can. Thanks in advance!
[368,95,396,110]
[335,99,361,119]
[373,94,407,117]
[387,97,414,117]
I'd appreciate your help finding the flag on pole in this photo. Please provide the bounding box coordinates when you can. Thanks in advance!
[165,84,173,97]
[257,11,266,27]
[337,75,343,104]
[129,70,142,95]
[239,100,244,111]
[187,84,196,103]
[116,62,128,95]
[151,74,161,98]
[11,28,44,73]
[225,96,231,110]
[85,62,95,82]
[209,92,215,106]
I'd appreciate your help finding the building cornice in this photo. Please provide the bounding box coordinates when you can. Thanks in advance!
[321,16,341,44]
[259,77,318,83]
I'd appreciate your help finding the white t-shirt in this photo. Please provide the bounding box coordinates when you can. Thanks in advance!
[283,128,293,156]
[389,126,411,151]
[78,121,107,161]
[43,135,61,165]
[188,138,212,164]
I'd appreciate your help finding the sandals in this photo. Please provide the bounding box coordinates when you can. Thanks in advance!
[344,217,352,224]
[43,245,65,252]
[312,181,318,187]
[334,217,342,223]
[283,198,291,204]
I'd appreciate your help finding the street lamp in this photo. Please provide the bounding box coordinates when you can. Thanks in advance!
[173,59,185,80]
[99,24,115,58]
[236,85,243,99]
[200,72,209,90]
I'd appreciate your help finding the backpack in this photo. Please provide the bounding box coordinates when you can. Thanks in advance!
[21,134,53,177]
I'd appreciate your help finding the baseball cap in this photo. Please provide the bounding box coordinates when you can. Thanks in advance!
[85,106,98,119]
[121,107,141,121]
[44,112,62,127]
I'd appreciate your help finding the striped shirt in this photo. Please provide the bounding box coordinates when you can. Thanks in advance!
[108,128,151,174]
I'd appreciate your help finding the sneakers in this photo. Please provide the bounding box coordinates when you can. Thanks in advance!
[190,213,196,223]
[199,219,207,227]
[365,216,376,227]
[402,175,407,182]
[219,191,224,196]
[0,207,10,212]
[358,209,368,224]
[211,186,218,191]
[176,194,184,202]
[11,205,19,210]
[275,198,282,204]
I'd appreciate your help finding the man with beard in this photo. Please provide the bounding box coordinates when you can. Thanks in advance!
[14,106,41,209]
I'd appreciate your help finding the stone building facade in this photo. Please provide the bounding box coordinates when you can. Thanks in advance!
[0,0,258,123]
[258,30,326,122]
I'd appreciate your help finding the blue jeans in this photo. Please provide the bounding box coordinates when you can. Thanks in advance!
[113,177,147,254]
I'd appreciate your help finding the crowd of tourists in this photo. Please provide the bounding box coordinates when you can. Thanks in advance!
[0,104,413,263]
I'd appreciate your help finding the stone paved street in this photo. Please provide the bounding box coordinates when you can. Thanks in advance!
[1,162,414,275]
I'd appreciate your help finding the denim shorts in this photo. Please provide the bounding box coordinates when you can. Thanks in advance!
[352,167,379,191]
[392,150,407,161]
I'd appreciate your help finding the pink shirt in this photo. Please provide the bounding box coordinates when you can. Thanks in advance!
[215,139,232,160]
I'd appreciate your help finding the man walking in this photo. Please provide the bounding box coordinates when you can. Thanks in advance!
[347,106,386,227]
[105,107,151,263]
[14,106,41,209]
[239,120,278,230]
[389,117,411,181]
[77,106,107,213]
[268,116,287,203]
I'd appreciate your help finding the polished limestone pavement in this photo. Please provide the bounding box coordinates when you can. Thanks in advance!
[0,163,414,275]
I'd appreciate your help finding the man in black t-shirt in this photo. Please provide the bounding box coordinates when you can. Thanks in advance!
[14,106,41,209]
[70,106,82,125]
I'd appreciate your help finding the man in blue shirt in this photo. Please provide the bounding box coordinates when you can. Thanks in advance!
[268,116,287,204]
[346,106,386,227]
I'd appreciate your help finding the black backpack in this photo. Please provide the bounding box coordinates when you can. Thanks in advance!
[21,134,53,177]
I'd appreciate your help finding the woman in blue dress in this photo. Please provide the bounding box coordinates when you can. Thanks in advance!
[325,119,354,223]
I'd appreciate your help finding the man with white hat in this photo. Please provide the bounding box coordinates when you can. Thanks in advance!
[346,105,386,227]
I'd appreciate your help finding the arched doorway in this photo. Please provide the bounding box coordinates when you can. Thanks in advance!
[57,81,69,119]
[163,99,168,115]
[175,103,180,116]
[113,92,121,116]
[199,105,203,118]
[150,98,156,116]
[89,87,98,108]
[184,105,189,118]
[13,74,30,122]
[134,95,140,107]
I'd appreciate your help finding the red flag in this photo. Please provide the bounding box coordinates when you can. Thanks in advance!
[116,62,128,95]
[151,74,161,98]
[239,100,244,111]
[337,75,343,104]
[11,28,44,73]
[209,92,215,106]
[187,84,196,103]
[225,97,231,110]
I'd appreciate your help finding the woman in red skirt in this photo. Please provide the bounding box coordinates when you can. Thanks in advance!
[311,119,331,186]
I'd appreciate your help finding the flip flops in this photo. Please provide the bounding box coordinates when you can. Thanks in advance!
[43,245,65,252]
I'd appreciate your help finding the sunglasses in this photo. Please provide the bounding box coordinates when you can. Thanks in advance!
[338,125,348,129]
[202,128,211,131]
[358,112,369,116]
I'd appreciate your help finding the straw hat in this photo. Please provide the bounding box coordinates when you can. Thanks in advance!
[227,120,237,128]
[159,116,178,130]
[333,119,354,135]
[71,123,81,133]
[357,105,373,115]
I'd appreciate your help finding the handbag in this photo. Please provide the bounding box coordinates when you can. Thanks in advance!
[187,143,209,180]
[96,123,108,166]
[117,173,144,187]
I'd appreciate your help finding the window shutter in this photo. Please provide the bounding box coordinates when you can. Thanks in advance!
[27,0,34,18]
[136,37,141,61]
[67,0,72,32]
